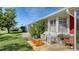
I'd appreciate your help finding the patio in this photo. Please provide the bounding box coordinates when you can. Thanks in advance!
[27,40,73,51]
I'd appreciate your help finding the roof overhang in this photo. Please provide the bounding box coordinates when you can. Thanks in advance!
[29,7,77,25]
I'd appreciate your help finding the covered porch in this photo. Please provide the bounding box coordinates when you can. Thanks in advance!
[40,8,75,49]
[44,7,75,36]
[27,7,77,51]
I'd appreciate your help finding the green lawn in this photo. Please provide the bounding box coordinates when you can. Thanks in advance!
[0,32,33,51]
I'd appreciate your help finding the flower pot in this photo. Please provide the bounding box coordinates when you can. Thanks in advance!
[32,39,44,46]
[64,38,69,45]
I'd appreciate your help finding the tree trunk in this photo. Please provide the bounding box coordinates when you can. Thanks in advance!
[7,27,10,33]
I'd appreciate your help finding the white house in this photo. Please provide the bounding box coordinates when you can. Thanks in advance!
[29,7,77,35]
[28,7,79,49]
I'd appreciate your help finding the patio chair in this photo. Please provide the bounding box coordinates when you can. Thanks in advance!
[41,31,49,41]
[47,32,58,44]
[41,34,47,41]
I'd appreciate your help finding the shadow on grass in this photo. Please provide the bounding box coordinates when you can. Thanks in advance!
[0,33,8,36]
[0,43,33,51]
[0,35,19,42]
[0,32,23,35]
[9,32,23,34]
[0,32,23,42]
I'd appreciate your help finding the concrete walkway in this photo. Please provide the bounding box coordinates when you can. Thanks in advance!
[22,32,32,41]
[27,41,73,51]
[22,33,73,51]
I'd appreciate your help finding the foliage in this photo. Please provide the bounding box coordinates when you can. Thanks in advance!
[57,34,70,40]
[0,8,16,33]
[29,20,46,38]
[57,34,65,40]
[64,34,70,39]
[3,8,16,33]
[0,8,3,29]
[11,27,19,31]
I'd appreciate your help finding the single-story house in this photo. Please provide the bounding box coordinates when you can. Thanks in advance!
[28,7,79,49]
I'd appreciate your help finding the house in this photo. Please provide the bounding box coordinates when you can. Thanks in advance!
[28,7,79,48]
[29,8,77,35]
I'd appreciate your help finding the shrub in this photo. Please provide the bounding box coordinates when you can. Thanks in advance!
[57,34,70,40]
[57,34,65,40]
[29,20,46,38]
[11,27,19,32]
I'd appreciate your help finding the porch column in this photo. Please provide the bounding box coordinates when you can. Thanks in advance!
[48,19,51,33]
[56,17,59,34]
[74,9,77,51]
[67,15,70,34]
[47,18,51,44]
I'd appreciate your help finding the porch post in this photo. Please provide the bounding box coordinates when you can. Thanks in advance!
[56,17,59,34]
[74,9,76,51]
[47,18,51,44]
[48,18,51,33]
[67,15,70,34]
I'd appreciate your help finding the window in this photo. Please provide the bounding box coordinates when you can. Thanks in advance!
[58,18,67,33]
[50,19,56,32]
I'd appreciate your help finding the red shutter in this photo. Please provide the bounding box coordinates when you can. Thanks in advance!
[69,15,74,34]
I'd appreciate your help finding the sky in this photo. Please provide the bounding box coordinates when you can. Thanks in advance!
[15,7,62,27]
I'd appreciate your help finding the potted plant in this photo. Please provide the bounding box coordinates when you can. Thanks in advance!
[57,34,65,44]
[64,34,70,45]
[64,35,74,49]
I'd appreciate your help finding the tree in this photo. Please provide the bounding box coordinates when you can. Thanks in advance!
[3,8,16,33]
[0,8,3,30]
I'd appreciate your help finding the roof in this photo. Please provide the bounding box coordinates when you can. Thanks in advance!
[28,7,76,25]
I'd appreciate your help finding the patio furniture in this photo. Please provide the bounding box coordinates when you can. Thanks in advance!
[41,31,58,44]
[46,32,58,44]
[41,31,49,41]
[41,34,47,41]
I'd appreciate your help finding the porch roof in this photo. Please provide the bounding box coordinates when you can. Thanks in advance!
[29,7,77,25]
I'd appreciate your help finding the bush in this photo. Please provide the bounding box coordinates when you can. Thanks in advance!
[11,27,19,32]
[64,35,70,39]
[29,20,46,38]
[58,34,70,40]
[57,34,65,40]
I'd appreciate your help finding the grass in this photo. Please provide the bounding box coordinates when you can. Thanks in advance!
[0,32,33,51]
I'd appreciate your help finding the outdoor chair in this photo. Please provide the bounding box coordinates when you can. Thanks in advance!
[47,32,57,44]
[41,31,49,41]
[41,34,47,41]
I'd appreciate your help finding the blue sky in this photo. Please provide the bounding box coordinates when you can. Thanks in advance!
[15,7,62,27]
